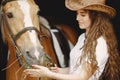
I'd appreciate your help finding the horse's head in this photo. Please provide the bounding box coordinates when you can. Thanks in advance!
[0,0,53,68]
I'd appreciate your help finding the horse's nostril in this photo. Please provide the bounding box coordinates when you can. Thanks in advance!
[29,30,33,32]
[26,51,30,54]
[26,50,35,59]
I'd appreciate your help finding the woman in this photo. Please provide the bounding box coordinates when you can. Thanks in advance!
[24,0,120,80]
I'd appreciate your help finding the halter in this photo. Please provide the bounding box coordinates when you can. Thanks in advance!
[0,0,55,70]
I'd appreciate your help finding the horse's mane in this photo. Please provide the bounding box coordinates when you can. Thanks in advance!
[0,3,6,44]
[39,16,51,30]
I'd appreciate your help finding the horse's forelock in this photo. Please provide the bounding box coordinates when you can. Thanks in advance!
[1,0,16,6]
[2,0,34,6]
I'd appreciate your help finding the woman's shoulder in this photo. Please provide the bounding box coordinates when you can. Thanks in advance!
[96,36,109,67]
[97,36,106,44]
[96,36,108,57]
[74,33,85,47]
[96,36,107,50]
[78,33,85,40]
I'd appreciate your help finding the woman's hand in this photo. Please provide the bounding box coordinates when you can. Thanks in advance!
[49,64,58,73]
[24,65,51,77]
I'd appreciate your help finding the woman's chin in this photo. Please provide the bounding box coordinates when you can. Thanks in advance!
[79,27,86,29]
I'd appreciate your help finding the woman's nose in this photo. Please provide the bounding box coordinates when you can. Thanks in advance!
[76,14,81,21]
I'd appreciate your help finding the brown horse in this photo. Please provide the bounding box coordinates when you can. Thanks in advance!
[0,0,78,80]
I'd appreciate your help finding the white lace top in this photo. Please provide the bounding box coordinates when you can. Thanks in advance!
[69,33,109,80]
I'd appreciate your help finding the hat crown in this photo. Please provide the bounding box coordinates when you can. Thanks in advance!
[78,0,105,6]
[65,0,116,18]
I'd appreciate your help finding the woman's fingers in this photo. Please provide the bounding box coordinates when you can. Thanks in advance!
[54,64,57,67]
[24,68,43,77]
[49,64,58,73]
[23,65,52,77]
[24,69,35,74]
[31,65,42,69]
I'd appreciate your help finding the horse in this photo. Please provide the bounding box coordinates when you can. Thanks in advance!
[0,0,78,80]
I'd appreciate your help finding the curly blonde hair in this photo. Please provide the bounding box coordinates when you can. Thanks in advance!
[81,10,120,80]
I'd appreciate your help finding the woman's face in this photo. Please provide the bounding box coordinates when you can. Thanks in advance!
[76,10,91,30]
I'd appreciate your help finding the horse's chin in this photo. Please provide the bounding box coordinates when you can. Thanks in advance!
[24,56,39,65]
[21,48,53,68]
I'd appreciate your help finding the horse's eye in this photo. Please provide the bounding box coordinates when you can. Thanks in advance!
[37,10,40,15]
[7,12,13,18]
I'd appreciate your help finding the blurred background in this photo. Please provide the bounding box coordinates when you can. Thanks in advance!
[0,0,120,80]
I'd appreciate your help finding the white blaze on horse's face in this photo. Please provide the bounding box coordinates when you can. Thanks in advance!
[18,1,33,27]
[18,1,36,45]
[17,1,40,59]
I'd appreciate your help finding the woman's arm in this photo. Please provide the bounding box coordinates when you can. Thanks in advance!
[57,67,69,74]
[48,68,89,80]
[24,62,97,80]
[49,64,69,74]
[48,61,98,80]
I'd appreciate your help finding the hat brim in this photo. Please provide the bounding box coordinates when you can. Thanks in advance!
[65,0,116,18]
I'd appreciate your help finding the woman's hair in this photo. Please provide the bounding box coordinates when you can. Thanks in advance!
[82,10,120,80]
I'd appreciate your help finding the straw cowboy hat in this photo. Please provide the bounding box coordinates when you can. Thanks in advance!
[65,0,116,18]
